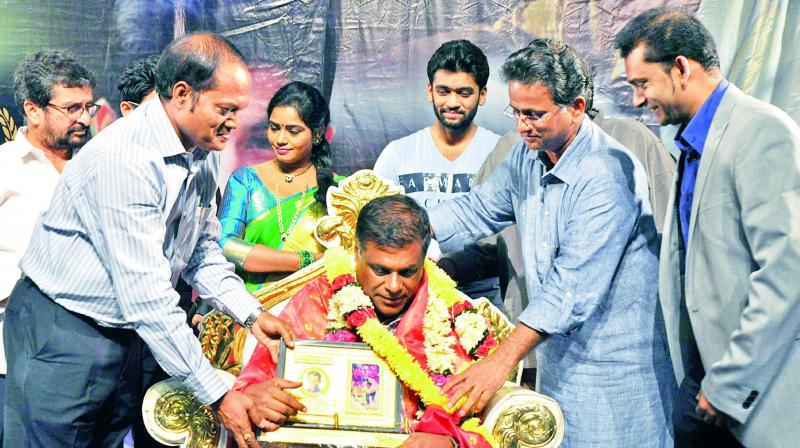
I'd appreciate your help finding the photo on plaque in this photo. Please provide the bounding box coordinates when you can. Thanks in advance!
[301,367,329,396]
[348,363,380,412]
[276,339,405,433]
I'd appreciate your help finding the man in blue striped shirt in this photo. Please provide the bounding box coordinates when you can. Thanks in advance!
[3,34,298,448]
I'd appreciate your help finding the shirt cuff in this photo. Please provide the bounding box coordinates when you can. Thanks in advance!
[220,287,262,327]
[184,361,231,405]
[516,292,572,335]
[429,209,466,253]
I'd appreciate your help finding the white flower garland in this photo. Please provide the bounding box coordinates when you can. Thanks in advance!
[324,247,493,379]
[325,270,469,377]
[336,284,372,314]
[454,311,487,354]
[422,291,459,375]
[325,292,346,332]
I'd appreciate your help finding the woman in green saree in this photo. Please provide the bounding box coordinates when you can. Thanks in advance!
[218,81,340,293]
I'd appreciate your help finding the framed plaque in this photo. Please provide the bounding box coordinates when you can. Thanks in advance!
[258,340,409,447]
[278,339,405,431]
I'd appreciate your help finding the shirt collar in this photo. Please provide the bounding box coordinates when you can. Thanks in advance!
[540,117,591,185]
[140,98,209,162]
[675,79,729,155]
[8,127,56,164]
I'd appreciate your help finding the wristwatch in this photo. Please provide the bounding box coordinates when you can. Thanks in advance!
[243,305,265,329]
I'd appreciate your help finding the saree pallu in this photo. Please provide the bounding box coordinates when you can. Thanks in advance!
[218,166,328,293]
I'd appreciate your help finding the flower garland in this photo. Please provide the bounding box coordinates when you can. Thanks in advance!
[424,260,498,370]
[321,246,499,447]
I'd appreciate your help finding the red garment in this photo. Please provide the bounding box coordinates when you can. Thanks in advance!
[235,272,492,447]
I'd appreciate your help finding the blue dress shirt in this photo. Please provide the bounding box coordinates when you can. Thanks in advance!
[675,79,729,247]
[19,99,260,404]
[429,119,675,445]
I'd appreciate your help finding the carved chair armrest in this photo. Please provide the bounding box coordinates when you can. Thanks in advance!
[482,382,565,448]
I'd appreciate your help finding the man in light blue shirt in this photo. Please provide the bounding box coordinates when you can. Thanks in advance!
[433,39,676,446]
[3,34,298,448]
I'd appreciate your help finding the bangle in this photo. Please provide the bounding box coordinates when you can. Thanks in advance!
[222,238,255,271]
[297,250,314,269]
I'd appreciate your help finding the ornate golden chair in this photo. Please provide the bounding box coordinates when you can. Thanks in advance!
[143,170,564,448]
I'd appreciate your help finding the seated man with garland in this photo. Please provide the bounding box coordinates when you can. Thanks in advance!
[234,194,498,447]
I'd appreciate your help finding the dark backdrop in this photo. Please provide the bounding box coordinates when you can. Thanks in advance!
[0,0,699,177]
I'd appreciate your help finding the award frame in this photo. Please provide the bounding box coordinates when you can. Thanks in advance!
[258,339,409,447]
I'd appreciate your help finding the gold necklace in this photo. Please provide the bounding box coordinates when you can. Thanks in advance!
[276,161,313,183]
[274,183,309,242]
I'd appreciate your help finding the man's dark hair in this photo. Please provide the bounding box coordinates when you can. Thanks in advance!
[308,371,322,380]
[356,195,431,254]
[427,40,490,89]
[615,7,720,72]
[12,49,95,114]
[155,32,246,100]
[118,55,159,103]
[501,38,593,110]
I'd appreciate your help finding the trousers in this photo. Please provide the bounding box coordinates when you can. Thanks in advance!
[3,276,143,447]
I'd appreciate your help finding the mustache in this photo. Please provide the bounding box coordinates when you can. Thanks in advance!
[216,124,232,135]
[438,107,464,115]
[67,124,89,134]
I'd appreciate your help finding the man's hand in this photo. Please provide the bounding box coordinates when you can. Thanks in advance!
[251,311,295,359]
[242,378,306,432]
[398,432,455,448]
[443,351,513,416]
[191,313,204,329]
[696,390,734,428]
[444,324,541,416]
[216,389,259,448]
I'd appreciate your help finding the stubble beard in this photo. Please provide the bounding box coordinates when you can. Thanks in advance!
[44,122,87,153]
[434,104,478,132]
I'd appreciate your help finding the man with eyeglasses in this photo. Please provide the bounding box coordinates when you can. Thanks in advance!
[0,49,96,435]
[3,34,294,448]
[436,40,676,391]
[429,38,676,446]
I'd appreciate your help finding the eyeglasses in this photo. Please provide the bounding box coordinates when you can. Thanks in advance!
[503,105,566,126]
[47,102,100,119]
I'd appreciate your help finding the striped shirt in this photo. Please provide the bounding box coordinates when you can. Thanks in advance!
[20,99,260,404]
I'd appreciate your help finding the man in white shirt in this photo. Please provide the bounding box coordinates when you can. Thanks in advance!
[0,49,96,433]
[373,40,501,301]
[374,40,500,210]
